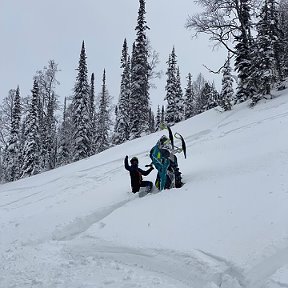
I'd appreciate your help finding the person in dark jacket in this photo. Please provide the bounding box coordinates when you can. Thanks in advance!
[124,156,154,193]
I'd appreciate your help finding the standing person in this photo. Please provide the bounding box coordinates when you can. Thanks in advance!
[150,135,183,190]
[124,156,154,193]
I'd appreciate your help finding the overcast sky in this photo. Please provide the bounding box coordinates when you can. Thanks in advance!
[0,0,226,110]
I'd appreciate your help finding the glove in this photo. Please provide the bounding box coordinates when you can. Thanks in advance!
[125,155,128,160]
[145,163,154,169]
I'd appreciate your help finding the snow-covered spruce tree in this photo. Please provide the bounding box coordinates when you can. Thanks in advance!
[129,0,151,139]
[129,42,138,135]
[96,69,112,153]
[161,105,165,126]
[37,89,45,169]
[89,73,96,124]
[251,0,284,105]
[20,80,40,178]
[279,0,288,78]
[219,56,234,111]
[57,97,73,166]
[184,73,195,119]
[268,0,288,85]
[44,93,57,169]
[89,73,98,155]
[209,83,219,109]
[165,47,178,126]
[234,0,254,103]
[268,0,287,84]
[148,108,155,133]
[113,39,131,145]
[3,86,21,182]
[121,38,129,70]
[71,41,91,162]
[174,67,184,123]
[114,105,118,120]
[196,82,218,114]
[18,118,26,174]
[0,148,3,182]
[155,105,161,131]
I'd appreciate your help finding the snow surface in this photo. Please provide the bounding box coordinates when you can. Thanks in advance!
[1,89,288,287]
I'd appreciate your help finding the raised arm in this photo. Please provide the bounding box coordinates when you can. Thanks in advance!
[124,156,131,171]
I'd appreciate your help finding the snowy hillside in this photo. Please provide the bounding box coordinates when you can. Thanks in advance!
[1,88,288,288]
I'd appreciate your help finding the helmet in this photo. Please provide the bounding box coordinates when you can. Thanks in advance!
[130,157,139,164]
[158,135,171,149]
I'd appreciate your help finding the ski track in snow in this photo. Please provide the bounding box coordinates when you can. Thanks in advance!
[62,239,247,288]
[246,246,288,288]
[51,199,135,241]
[0,238,248,288]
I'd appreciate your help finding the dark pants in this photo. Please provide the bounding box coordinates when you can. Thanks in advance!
[132,181,153,193]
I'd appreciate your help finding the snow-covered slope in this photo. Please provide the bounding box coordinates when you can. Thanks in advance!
[1,89,288,288]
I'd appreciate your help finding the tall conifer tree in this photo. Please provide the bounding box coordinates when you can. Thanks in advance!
[89,73,97,155]
[279,0,288,78]
[4,86,21,181]
[155,105,161,131]
[148,108,155,133]
[184,73,195,119]
[165,47,178,125]
[96,69,112,153]
[57,97,73,166]
[219,56,234,111]
[71,41,91,161]
[161,105,165,125]
[21,80,40,178]
[269,0,286,82]
[45,93,57,169]
[251,0,284,104]
[130,0,150,138]
[196,82,218,114]
[113,39,131,144]
[235,0,254,103]
[174,67,184,123]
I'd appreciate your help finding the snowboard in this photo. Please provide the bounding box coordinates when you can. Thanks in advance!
[138,187,155,198]
[138,190,148,198]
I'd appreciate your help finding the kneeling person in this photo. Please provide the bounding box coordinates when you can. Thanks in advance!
[124,156,154,193]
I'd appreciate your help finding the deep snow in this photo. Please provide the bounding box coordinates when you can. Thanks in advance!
[1,88,288,288]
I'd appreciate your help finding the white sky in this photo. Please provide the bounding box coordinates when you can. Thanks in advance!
[0,0,226,110]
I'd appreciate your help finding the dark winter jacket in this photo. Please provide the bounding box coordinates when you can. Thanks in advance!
[124,157,153,192]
